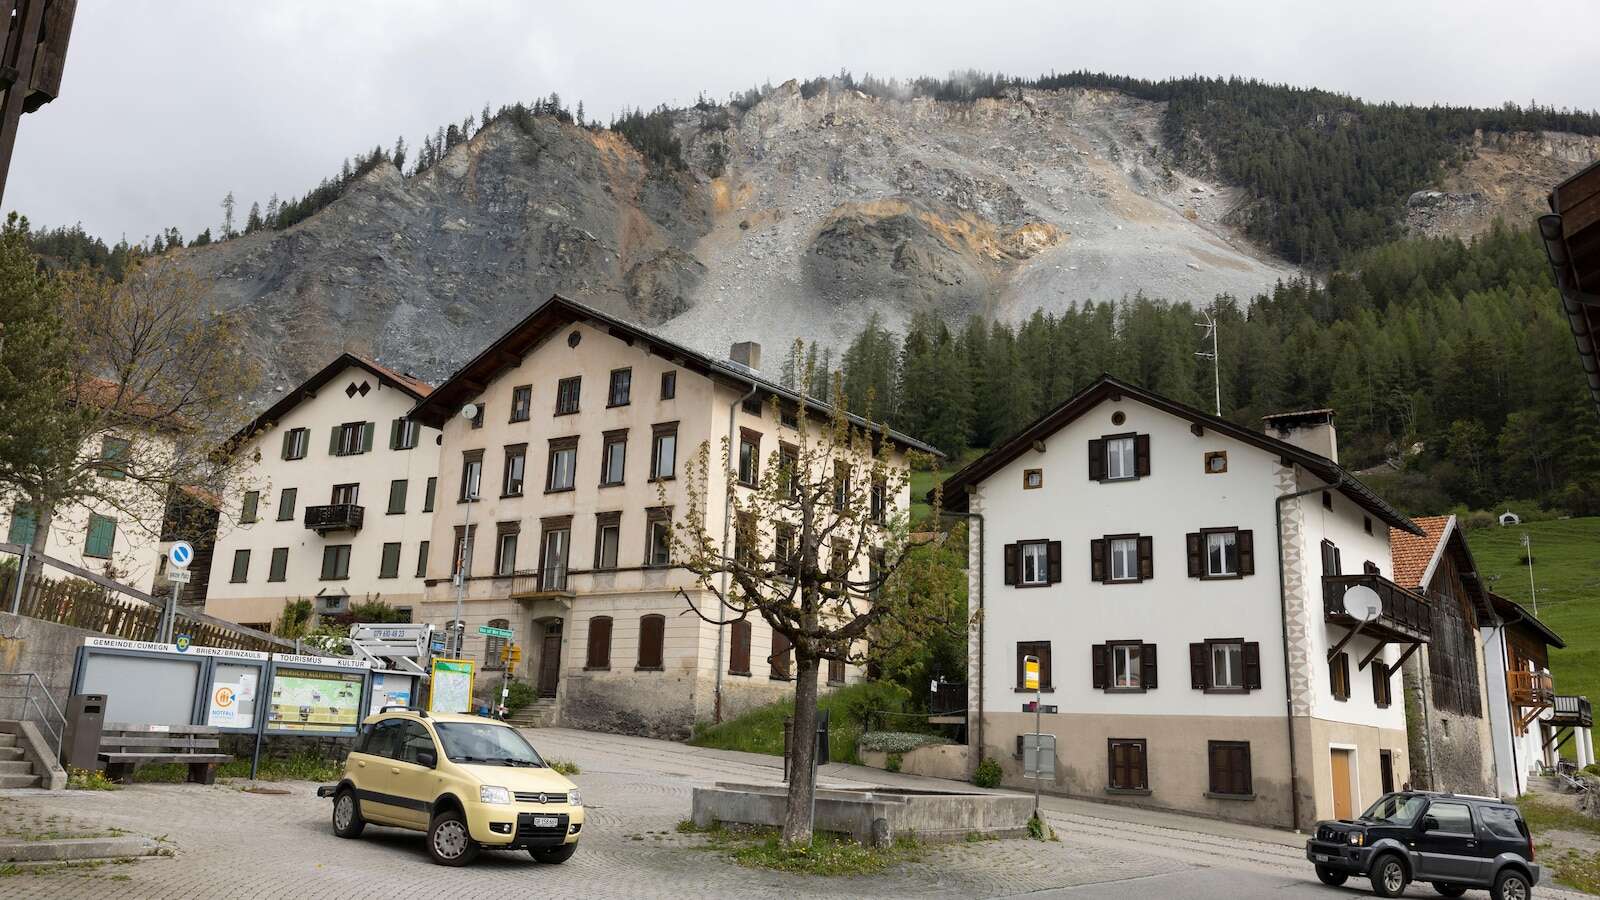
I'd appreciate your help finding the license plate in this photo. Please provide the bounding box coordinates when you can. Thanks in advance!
[1313,854,1330,862]
[533,816,559,828]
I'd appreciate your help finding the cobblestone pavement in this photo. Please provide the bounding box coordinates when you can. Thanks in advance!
[0,728,1587,898]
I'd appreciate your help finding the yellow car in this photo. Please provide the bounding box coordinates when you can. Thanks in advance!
[317,709,583,866]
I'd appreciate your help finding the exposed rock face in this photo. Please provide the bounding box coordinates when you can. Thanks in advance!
[1406,129,1600,240]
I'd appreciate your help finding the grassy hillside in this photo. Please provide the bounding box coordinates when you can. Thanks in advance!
[1467,517,1600,757]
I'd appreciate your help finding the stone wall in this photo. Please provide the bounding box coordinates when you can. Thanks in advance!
[0,612,104,711]
[1403,656,1494,795]
[558,669,702,741]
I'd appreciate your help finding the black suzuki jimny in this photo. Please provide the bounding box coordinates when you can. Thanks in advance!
[1304,791,1540,899]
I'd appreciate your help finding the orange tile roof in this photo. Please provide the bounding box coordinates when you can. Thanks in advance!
[1389,515,1452,589]
[348,353,434,398]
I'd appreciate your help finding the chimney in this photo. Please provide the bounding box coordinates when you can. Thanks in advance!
[729,341,762,371]
[1262,409,1338,463]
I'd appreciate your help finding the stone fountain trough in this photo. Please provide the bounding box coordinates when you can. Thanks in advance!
[690,781,1033,846]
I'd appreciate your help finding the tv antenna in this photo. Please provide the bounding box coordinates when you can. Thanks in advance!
[1195,306,1221,416]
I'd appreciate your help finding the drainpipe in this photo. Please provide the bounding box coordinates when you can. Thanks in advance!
[715,382,760,723]
[1275,472,1341,832]
[939,508,984,761]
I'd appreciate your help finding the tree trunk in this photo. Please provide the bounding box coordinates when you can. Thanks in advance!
[782,652,821,846]
[25,502,53,584]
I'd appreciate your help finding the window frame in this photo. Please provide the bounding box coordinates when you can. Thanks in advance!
[546,438,578,493]
[600,430,627,487]
[378,541,402,579]
[391,417,420,450]
[229,548,250,583]
[1330,651,1352,701]
[1015,640,1053,692]
[320,544,352,581]
[660,370,676,400]
[555,376,581,416]
[482,618,510,670]
[283,427,309,461]
[331,482,359,506]
[1108,535,1140,583]
[593,511,621,570]
[1203,527,1240,579]
[98,435,130,479]
[502,444,528,497]
[494,526,519,578]
[1108,641,1144,691]
[460,450,484,501]
[1107,738,1149,792]
[1018,540,1051,587]
[729,619,752,676]
[277,487,297,521]
[585,616,613,670]
[386,479,408,515]
[649,423,678,482]
[415,541,429,578]
[608,368,632,408]
[509,384,532,423]
[422,477,437,513]
[1208,639,1245,691]
[1023,468,1043,490]
[645,509,672,568]
[636,614,665,671]
[240,490,259,524]
[335,421,366,456]
[539,522,570,591]
[737,428,761,487]
[1104,434,1137,481]
[1207,740,1253,798]
[267,547,289,583]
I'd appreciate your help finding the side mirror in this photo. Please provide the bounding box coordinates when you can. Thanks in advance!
[416,750,437,768]
[1419,815,1439,832]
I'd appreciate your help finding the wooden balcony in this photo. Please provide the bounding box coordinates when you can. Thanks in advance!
[1508,670,1555,708]
[1322,573,1432,643]
[508,569,574,601]
[303,504,364,533]
[1550,695,1593,728]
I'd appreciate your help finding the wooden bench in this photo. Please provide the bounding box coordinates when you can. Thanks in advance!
[98,723,233,785]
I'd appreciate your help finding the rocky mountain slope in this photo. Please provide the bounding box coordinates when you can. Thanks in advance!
[163,82,1598,397]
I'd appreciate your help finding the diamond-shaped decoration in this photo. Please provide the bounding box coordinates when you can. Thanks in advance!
[344,383,358,398]
[358,381,371,396]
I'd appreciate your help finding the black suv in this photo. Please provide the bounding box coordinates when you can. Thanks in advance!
[1304,792,1539,899]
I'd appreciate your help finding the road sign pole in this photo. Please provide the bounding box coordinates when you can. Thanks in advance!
[162,582,181,643]
[1034,683,1042,819]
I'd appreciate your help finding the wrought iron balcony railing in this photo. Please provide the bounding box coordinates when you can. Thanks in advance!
[304,504,364,533]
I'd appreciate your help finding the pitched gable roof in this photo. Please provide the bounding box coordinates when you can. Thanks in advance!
[1488,592,1565,649]
[935,374,1422,535]
[1390,515,1453,589]
[229,352,434,447]
[407,294,939,455]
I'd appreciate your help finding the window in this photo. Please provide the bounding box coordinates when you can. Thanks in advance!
[460,450,483,501]
[469,403,484,429]
[738,429,761,487]
[1016,641,1052,690]
[870,476,886,523]
[660,370,676,400]
[585,617,612,669]
[1089,433,1149,481]
[1190,640,1263,692]
[240,490,259,524]
[509,385,532,422]
[1111,643,1143,689]
[99,436,130,479]
[1320,539,1342,576]
[281,427,309,460]
[387,479,408,514]
[502,444,527,496]
[646,510,672,567]
[230,549,250,583]
[780,406,799,429]
[390,418,420,450]
[638,615,665,670]
[1211,641,1243,689]
[729,620,752,675]
[495,525,519,577]
[546,438,577,492]
[1106,436,1135,479]
[1014,541,1053,586]
[321,544,352,580]
[84,514,115,559]
[483,618,510,669]
[769,632,792,680]
[6,506,37,546]
[422,477,437,512]
[333,421,370,456]
[415,541,429,578]
[1373,661,1393,708]
[1330,651,1351,700]
[734,511,757,566]
[1204,451,1227,474]
[1108,739,1148,791]
[1480,806,1526,841]
[1206,531,1236,576]
[1093,641,1157,691]
[828,657,845,684]
[741,395,763,416]
[608,368,632,407]
[1207,741,1252,796]
[774,523,796,574]
[598,430,627,486]
[1187,528,1255,579]
[1322,491,1333,510]
[1090,534,1152,584]
[779,443,800,497]
[594,512,621,569]
[268,547,288,582]
[1111,538,1137,580]
[331,482,359,506]
[277,487,297,521]
[832,460,851,510]
[1363,515,1373,535]
[1425,802,1474,835]
[379,542,401,579]
[555,376,581,415]
[451,525,475,576]
[1023,468,1043,489]
[650,423,677,481]
[540,524,569,590]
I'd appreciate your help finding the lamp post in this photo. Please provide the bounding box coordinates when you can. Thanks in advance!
[451,403,480,656]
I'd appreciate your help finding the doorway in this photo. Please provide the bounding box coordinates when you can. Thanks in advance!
[538,620,563,698]
[1379,750,1395,794]
[1331,747,1355,820]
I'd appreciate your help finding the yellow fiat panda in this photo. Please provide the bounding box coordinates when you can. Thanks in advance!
[318,709,583,866]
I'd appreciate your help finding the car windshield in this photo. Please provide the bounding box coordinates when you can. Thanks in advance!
[1359,793,1428,826]
[434,722,547,767]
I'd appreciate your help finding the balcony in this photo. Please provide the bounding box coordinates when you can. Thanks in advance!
[1508,670,1555,708]
[1550,695,1593,728]
[304,504,365,533]
[1322,573,1432,643]
[508,568,573,601]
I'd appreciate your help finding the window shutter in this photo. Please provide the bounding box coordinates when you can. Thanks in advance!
[329,426,341,455]
[1141,643,1158,689]
[1003,543,1018,585]
[1244,642,1262,689]
[1137,535,1154,580]
[1372,662,1390,708]
[1039,642,1051,688]
[389,418,401,450]
[639,615,665,669]
[1186,532,1203,577]
[1091,644,1107,689]
[1189,643,1207,689]
[1090,539,1106,582]
[361,421,376,454]
[1087,439,1106,481]
[281,430,294,459]
[1237,530,1255,576]
[586,617,612,669]
[731,620,751,674]
[1046,541,1062,583]
[1134,434,1151,476]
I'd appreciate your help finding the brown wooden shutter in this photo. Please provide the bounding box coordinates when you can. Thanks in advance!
[1186,532,1203,577]
[1137,535,1154,580]
[1372,662,1390,708]
[1039,642,1052,688]
[1003,543,1018,585]
[771,632,792,678]
[1091,644,1107,689]
[1237,530,1255,576]
[730,620,751,675]
[638,615,665,668]
[1046,541,1062,583]
[586,617,612,669]
[1244,642,1262,689]
[1190,643,1207,689]
[1141,643,1158,689]
[1134,434,1151,476]
[1016,644,1027,688]
[1087,439,1106,481]
[1090,539,1106,582]
[828,657,845,683]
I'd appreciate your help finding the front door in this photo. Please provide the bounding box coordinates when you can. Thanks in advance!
[1379,750,1395,794]
[1413,800,1485,882]
[1331,748,1354,820]
[538,621,562,698]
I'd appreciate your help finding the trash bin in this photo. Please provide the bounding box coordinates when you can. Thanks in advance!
[62,693,106,770]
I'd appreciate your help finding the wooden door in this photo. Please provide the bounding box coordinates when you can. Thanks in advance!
[1379,750,1395,794]
[1331,748,1354,819]
[538,622,562,698]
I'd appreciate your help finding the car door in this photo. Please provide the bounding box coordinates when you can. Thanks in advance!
[350,718,408,825]
[1412,801,1484,883]
[386,720,442,828]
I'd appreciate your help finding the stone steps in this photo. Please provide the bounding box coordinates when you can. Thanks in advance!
[0,747,23,762]
[0,760,33,775]
[0,733,17,749]
[0,774,40,789]
[0,726,42,789]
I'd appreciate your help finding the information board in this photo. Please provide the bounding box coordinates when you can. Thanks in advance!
[428,658,475,714]
[207,662,261,728]
[266,667,365,734]
[368,671,420,717]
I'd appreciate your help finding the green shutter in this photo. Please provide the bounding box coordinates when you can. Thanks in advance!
[241,491,259,523]
[423,477,437,512]
[380,542,401,579]
[269,547,288,582]
[7,507,37,546]
[388,479,408,514]
[282,430,295,459]
[389,418,401,450]
[361,422,376,454]
[416,541,430,577]
[329,426,341,456]
[84,515,116,558]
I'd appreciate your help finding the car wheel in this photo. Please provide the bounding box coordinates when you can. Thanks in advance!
[1315,866,1348,886]
[1491,869,1530,900]
[1434,884,1468,898]
[1369,853,1408,898]
[332,788,365,839]
[530,842,578,864]
[427,809,480,867]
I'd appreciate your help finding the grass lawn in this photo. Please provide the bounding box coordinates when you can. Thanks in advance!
[1517,794,1600,894]
[910,448,985,524]
[688,682,918,765]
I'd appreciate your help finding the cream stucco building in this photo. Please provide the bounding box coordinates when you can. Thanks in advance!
[203,354,440,629]
[943,378,1424,831]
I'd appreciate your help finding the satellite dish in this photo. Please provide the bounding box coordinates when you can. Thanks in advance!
[1341,585,1382,623]
[460,403,479,421]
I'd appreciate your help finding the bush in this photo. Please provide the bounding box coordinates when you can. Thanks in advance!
[66,767,118,791]
[504,679,536,714]
[973,757,1002,788]
[858,731,948,753]
[885,753,902,773]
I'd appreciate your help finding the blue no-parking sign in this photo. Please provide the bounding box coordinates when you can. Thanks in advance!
[168,541,194,569]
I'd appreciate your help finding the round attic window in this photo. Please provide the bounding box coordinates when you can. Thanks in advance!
[1111,411,1126,426]
[567,331,582,348]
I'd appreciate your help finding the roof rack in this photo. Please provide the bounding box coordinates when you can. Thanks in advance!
[380,705,425,717]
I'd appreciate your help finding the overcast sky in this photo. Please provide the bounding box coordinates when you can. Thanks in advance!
[10,0,1600,243]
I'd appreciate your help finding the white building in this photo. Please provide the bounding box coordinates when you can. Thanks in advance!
[203,354,440,630]
[1481,592,1593,796]
[941,380,1424,830]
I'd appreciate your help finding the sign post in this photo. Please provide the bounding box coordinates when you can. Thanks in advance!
[162,541,194,643]
[1024,654,1041,818]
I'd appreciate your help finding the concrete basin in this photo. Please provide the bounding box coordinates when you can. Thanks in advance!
[690,781,1032,846]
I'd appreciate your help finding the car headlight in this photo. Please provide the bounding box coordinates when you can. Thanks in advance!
[479,785,512,805]
[1347,831,1365,846]
[567,788,582,808]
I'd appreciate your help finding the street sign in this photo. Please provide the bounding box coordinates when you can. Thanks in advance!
[1022,733,1056,780]
[165,569,191,583]
[500,643,522,664]
[478,624,513,639]
[168,541,194,569]
[1023,655,1040,691]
